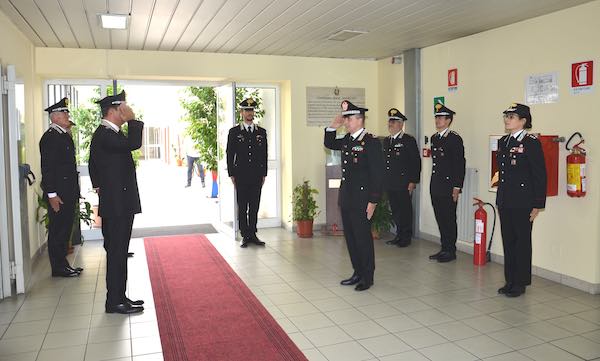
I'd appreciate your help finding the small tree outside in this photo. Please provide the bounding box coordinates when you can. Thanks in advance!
[181,87,264,171]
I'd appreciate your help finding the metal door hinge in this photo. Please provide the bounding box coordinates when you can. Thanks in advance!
[9,261,16,280]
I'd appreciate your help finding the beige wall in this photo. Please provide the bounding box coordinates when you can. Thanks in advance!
[377,58,405,126]
[35,47,381,227]
[0,9,44,257]
[419,0,600,284]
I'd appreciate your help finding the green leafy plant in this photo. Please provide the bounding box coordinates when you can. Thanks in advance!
[35,190,94,245]
[292,181,320,221]
[181,87,264,171]
[371,194,393,235]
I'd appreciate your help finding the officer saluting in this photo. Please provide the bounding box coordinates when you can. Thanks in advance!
[226,98,268,248]
[496,103,546,297]
[383,108,421,247]
[429,104,465,263]
[39,98,83,277]
[324,100,384,291]
[89,90,145,314]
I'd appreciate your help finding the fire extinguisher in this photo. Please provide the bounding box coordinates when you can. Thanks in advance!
[473,198,497,266]
[566,132,586,198]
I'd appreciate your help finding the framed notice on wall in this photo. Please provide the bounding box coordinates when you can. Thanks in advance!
[525,72,559,104]
[306,87,365,127]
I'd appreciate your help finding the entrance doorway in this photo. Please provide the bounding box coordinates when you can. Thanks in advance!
[43,80,281,239]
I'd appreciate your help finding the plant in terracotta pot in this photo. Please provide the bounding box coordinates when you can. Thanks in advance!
[292,181,320,238]
[370,194,393,239]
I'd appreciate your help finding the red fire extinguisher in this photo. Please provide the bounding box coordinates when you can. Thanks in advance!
[566,132,586,198]
[473,198,497,266]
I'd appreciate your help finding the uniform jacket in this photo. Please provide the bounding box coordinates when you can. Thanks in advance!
[382,132,421,191]
[324,129,384,210]
[430,129,466,197]
[226,124,268,183]
[39,125,80,202]
[89,119,144,218]
[496,131,547,209]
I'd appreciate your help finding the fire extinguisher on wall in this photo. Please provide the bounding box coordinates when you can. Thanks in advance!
[473,198,497,266]
[566,132,586,198]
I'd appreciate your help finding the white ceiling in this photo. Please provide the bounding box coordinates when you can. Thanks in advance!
[0,0,593,59]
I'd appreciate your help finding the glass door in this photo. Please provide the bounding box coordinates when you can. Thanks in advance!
[215,83,238,238]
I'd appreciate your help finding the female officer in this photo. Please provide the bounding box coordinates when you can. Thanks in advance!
[495,103,547,297]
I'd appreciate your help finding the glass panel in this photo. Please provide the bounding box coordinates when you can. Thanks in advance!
[216,84,237,234]
[258,168,277,219]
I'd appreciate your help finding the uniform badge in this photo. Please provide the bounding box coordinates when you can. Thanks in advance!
[394,143,403,148]
[396,152,400,156]
[237,134,245,142]
[353,158,358,163]
[352,145,364,152]
[341,101,349,111]
[511,159,517,165]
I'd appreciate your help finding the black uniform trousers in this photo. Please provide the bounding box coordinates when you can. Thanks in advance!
[431,195,457,254]
[47,198,76,271]
[388,189,413,242]
[341,207,375,284]
[102,215,135,306]
[235,180,263,238]
[499,208,533,287]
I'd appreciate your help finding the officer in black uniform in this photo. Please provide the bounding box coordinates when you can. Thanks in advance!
[496,103,546,298]
[226,98,268,248]
[382,108,421,247]
[89,91,145,314]
[324,100,384,291]
[39,98,83,277]
[429,104,465,263]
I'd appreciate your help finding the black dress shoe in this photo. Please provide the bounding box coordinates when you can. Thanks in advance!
[240,238,250,248]
[437,252,457,263]
[52,267,80,278]
[385,239,399,245]
[340,274,360,286]
[66,266,83,273]
[105,303,144,314]
[355,282,372,291]
[429,251,443,260]
[125,297,145,306]
[497,284,513,294]
[251,235,265,246]
[396,240,411,248]
[505,287,526,298]
[128,252,134,258]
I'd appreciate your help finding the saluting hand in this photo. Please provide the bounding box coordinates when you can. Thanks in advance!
[49,196,63,213]
[366,202,377,220]
[529,208,540,222]
[118,104,136,122]
[329,115,344,129]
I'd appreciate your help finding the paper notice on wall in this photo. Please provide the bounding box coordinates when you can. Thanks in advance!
[307,87,365,127]
[526,72,559,104]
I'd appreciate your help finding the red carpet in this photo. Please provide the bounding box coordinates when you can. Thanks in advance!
[144,234,308,361]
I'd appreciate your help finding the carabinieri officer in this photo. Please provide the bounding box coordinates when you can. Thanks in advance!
[324,100,384,291]
[383,108,421,247]
[226,98,268,248]
[429,103,465,263]
[496,103,547,298]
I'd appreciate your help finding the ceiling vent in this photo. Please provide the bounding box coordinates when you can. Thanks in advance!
[327,30,368,41]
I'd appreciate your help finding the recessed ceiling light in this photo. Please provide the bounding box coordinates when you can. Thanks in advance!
[327,30,368,41]
[99,14,129,30]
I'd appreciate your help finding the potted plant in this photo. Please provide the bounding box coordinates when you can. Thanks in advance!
[292,181,320,238]
[36,191,94,250]
[371,194,393,239]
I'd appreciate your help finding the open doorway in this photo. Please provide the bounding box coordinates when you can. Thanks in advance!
[43,80,281,239]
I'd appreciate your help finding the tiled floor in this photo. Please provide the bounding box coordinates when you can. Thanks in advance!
[2,228,600,361]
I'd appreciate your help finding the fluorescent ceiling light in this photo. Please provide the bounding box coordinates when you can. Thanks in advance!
[327,30,368,41]
[100,14,129,30]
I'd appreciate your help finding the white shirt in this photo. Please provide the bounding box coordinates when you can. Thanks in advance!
[391,131,404,140]
[511,129,525,139]
[350,128,365,140]
[243,123,254,133]
[102,119,120,133]
[437,128,449,138]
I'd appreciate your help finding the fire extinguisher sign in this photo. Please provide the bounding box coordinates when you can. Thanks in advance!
[448,68,458,93]
[571,60,594,95]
